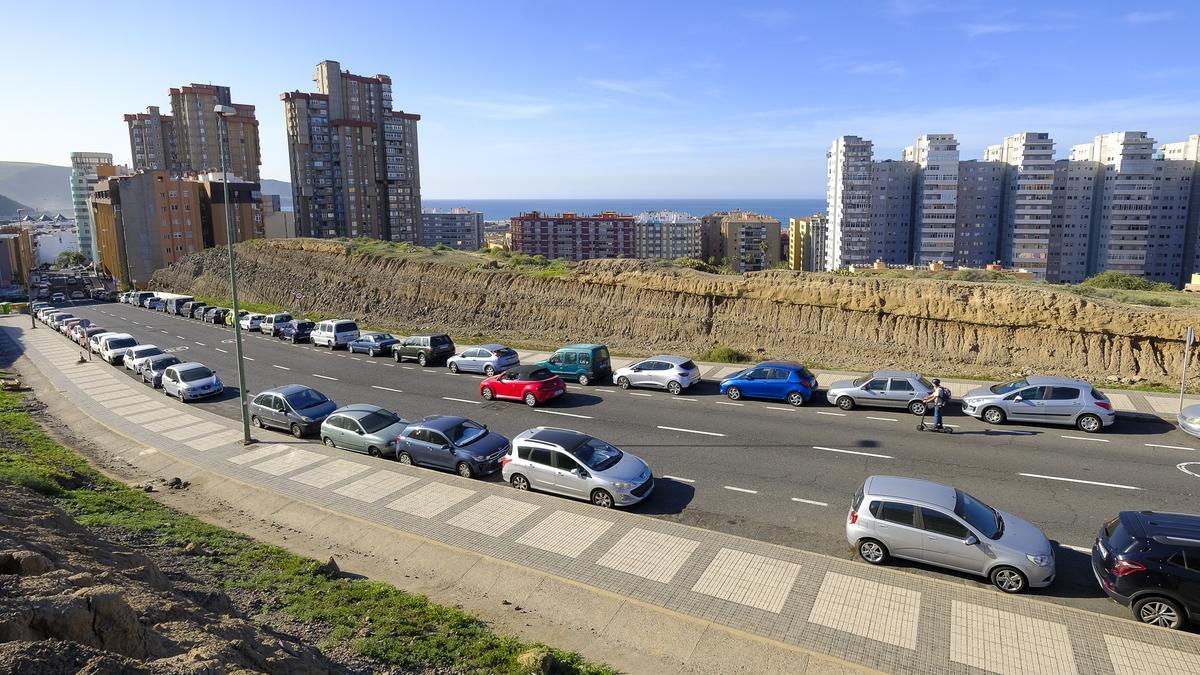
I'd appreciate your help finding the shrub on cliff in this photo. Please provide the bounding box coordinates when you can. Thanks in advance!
[696,345,752,363]
[1082,271,1175,292]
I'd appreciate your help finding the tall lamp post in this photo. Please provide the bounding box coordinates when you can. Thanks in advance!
[215,104,253,445]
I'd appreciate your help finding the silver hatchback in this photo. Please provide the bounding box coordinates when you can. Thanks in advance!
[846,475,1055,593]
[447,343,520,376]
[961,376,1115,433]
[614,355,701,395]
[825,371,934,415]
[501,427,654,508]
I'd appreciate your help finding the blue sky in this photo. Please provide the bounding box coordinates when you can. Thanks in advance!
[4,1,1197,198]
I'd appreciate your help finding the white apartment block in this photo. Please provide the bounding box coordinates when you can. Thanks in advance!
[633,210,701,259]
[904,134,959,264]
[68,152,113,263]
[987,132,1055,279]
[826,136,873,269]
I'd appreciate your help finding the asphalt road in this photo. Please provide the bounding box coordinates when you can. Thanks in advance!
[42,300,1200,620]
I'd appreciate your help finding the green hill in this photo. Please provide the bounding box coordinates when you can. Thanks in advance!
[0,161,71,215]
[0,192,31,218]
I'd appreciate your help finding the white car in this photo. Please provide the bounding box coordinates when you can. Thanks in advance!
[98,333,138,365]
[88,331,113,354]
[162,362,223,401]
[311,319,360,349]
[50,292,65,302]
[69,290,85,300]
[240,313,265,331]
[123,345,165,373]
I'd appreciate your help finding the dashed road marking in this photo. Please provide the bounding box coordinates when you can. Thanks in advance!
[657,425,726,437]
[313,374,337,380]
[402,366,415,370]
[673,397,698,402]
[812,445,893,459]
[662,475,695,483]
[1145,443,1195,451]
[629,392,653,397]
[1018,472,1141,490]
[866,416,898,422]
[791,497,829,506]
[724,486,758,494]
[815,411,846,417]
[714,401,743,407]
[595,388,615,392]
[536,409,592,419]
[1061,435,1110,443]
[764,406,794,411]
[244,356,255,361]
[175,335,185,340]
[195,341,206,346]
[442,396,481,405]
[372,385,403,393]
[273,364,290,371]
[215,348,228,353]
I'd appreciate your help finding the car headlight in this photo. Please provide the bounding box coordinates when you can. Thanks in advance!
[965,398,982,407]
[1184,416,1200,425]
[611,481,632,490]
[1027,554,1052,567]
[300,416,315,423]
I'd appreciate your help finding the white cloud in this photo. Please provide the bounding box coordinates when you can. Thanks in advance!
[586,79,676,102]
[1124,10,1173,24]
[431,97,559,120]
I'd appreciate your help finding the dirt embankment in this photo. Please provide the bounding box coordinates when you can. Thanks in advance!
[150,239,1200,385]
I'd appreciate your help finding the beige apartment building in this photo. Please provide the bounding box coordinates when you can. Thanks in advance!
[633,210,701,259]
[701,211,781,272]
[788,214,828,272]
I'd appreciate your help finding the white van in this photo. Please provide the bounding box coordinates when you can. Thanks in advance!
[260,312,293,337]
[311,319,360,349]
[98,333,139,365]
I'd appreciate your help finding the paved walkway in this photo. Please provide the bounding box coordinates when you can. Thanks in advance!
[5,317,1200,675]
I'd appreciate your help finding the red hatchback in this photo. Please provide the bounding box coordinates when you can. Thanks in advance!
[480,365,566,407]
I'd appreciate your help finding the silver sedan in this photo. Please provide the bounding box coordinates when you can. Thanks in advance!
[613,355,701,395]
[825,371,934,415]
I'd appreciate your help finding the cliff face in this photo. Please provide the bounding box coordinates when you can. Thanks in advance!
[150,239,1200,385]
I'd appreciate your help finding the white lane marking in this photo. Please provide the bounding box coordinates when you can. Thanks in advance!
[385,363,396,367]
[724,485,758,494]
[812,445,893,459]
[764,406,794,411]
[1178,462,1200,479]
[195,341,206,346]
[1061,435,1110,443]
[656,425,726,437]
[1146,443,1195,451]
[312,374,337,381]
[160,330,169,334]
[442,396,481,405]
[595,388,615,392]
[244,356,255,361]
[215,348,228,354]
[629,392,654,397]
[175,335,185,340]
[1018,473,1141,490]
[715,401,744,407]
[791,497,829,507]
[866,416,898,422]
[1060,544,1092,553]
[272,364,290,371]
[402,366,415,370]
[535,409,592,419]
[662,475,695,483]
[673,397,699,402]
[372,385,403,393]
[815,411,846,417]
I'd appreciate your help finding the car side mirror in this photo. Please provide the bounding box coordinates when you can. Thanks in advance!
[964,535,979,546]
[1014,396,1023,402]
[356,430,364,435]
[442,444,453,452]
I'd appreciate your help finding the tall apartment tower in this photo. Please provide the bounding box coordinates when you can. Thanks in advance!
[282,60,422,242]
[825,136,874,269]
[169,85,261,181]
[867,160,916,265]
[69,152,114,262]
[953,160,1005,267]
[904,134,959,264]
[1047,156,1103,283]
[986,132,1055,278]
[1160,136,1200,282]
[124,106,179,174]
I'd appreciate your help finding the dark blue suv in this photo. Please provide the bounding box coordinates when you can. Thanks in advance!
[720,361,818,406]
[278,319,315,343]
[1092,511,1200,629]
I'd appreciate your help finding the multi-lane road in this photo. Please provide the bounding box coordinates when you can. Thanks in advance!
[44,299,1200,618]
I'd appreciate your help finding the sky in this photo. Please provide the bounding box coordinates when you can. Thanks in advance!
[3,1,1198,199]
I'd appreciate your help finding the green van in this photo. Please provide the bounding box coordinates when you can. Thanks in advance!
[538,344,612,386]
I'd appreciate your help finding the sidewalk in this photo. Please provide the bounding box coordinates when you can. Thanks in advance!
[5,317,1200,675]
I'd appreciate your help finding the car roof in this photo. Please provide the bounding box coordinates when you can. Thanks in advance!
[754,361,807,370]
[641,354,691,364]
[561,343,604,350]
[417,415,470,431]
[506,364,551,378]
[872,370,919,378]
[1024,375,1088,386]
[262,384,311,395]
[477,343,506,351]
[330,403,388,419]
[173,362,209,372]
[102,333,133,340]
[408,332,449,338]
[1127,511,1200,545]
[129,344,159,352]
[146,353,178,362]
[865,475,957,510]
[527,427,589,450]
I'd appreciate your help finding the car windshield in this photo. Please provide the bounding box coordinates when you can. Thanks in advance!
[179,366,213,382]
[572,437,623,471]
[151,356,181,370]
[276,314,292,322]
[954,489,1002,539]
[445,420,487,445]
[296,321,314,329]
[494,347,518,358]
[285,389,327,410]
[107,338,136,349]
[359,409,401,433]
[990,379,1027,394]
[432,335,452,348]
[135,347,163,358]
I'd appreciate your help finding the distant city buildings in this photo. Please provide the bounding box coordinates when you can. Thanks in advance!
[35,228,79,266]
[788,214,828,272]
[69,152,121,262]
[511,211,634,260]
[0,229,35,290]
[421,208,484,250]
[700,210,780,273]
[282,60,422,242]
[633,210,701,259]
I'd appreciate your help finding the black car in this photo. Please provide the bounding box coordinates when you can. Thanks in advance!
[1092,511,1200,629]
[277,319,315,343]
[190,303,210,319]
[393,333,456,367]
[204,307,229,324]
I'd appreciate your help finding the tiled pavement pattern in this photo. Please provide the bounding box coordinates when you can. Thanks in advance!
[7,319,1200,675]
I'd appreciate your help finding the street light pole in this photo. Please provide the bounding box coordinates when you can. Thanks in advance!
[216,104,252,445]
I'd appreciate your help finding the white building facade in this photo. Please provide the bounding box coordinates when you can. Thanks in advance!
[904,134,959,264]
[633,210,701,259]
[825,136,873,269]
[68,152,113,263]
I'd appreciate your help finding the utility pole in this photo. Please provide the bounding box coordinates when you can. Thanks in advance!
[216,104,253,445]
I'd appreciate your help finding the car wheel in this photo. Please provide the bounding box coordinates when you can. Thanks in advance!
[397,451,413,465]
[726,386,742,401]
[251,416,264,429]
[1133,596,1184,629]
[524,392,537,407]
[418,352,427,367]
[982,407,1006,425]
[858,539,888,565]
[1077,414,1102,433]
[329,341,335,351]
[837,396,855,410]
[394,352,402,363]
[617,376,631,389]
[667,380,682,395]
[367,446,380,457]
[456,462,473,479]
[908,400,927,416]
[290,423,303,439]
[369,348,378,357]
[591,489,614,508]
[578,374,590,386]
[449,362,459,374]
[787,391,806,407]
[990,566,1027,593]
[510,474,529,491]
[484,365,495,377]
[482,387,495,401]
[323,436,336,448]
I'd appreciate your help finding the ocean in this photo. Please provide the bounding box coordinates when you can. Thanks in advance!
[421,198,826,226]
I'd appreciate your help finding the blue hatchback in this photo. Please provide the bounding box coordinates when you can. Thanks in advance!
[278,319,315,343]
[720,361,818,406]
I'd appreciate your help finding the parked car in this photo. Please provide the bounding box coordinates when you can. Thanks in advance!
[320,404,410,458]
[165,296,194,314]
[311,319,360,350]
[961,376,1115,433]
[137,293,156,308]
[225,309,247,326]
[191,304,210,320]
[720,361,818,406]
[614,355,701,395]
[97,333,139,365]
[48,312,75,331]
[146,297,164,311]
[393,333,456,367]
[181,301,207,318]
[140,354,182,388]
[502,427,654,508]
[480,365,566,407]
[1092,510,1200,629]
[538,344,612,386]
[239,313,265,331]
[825,371,935,415]
[69,290,85,300]
[277,319,315,343]
[347,332,400,357]
[50,292,65,302]
[88,331,112,354]
[203,307,230,324]
[395,415,510,478]
[846,475,1055,593]
[123,345,165,373]
[261,312,293,337]
[78,326,108,347]
[249,384,337,438]
[447,343,519,376]
[59,317,87,335]
[161,362,223,401]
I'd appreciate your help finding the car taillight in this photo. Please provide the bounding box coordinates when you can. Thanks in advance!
[848,510,858,524]
[1094,401,1112,410]
[501,457,511,467]
[1111,559,1145,577]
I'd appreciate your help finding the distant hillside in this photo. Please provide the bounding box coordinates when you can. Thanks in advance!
[260,179,292,211]
[0,192,32,218]
[0,162,71,215]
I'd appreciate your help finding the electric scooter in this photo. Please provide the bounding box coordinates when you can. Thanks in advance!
[917,406,953,433]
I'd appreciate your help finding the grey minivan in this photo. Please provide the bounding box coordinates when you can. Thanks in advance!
[501,427,654,508]
[320,404,410,458]
[846,475,1055,593]
[825,371,935,415]
[961,375,1115,432]
[249,384,338,438]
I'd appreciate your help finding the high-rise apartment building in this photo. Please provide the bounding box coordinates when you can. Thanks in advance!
[953,160,1005,267]
[700,211,780,273]
[421,208,484,250]
[987,132,1055,278]
[169,85,261,182]
[69,152,114,262]
[124,107,179,174]
[788,214,828,271]
[868,160,916,265]
[633,210,701,259]
[511,212,635,260]
[826,136,873,270]
[1048,156,1103,283]
[282,60,422,242]
[904,134,959,264]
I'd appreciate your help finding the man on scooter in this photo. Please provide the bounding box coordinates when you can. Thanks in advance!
[923,379,948,430]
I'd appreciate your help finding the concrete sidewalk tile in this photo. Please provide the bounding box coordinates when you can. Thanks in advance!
[1105,634,1192,675]
[126,408,175,424]
[1105,392,1134,411]
[807,571,920,650]
[386,481,476,518]
[228,443,291,465]
[334,470,418,503]
[112,401,164,416]
[143,413,201,432]
[250,447,327,476]
[447,495,539,536]
[1145,395,1180,415]
[92,389,137,402]
[597,527,700,584]
[291,458,370,488]
[691,547,801,614]
[950,601,1076,675]
[185,431,245,452]
[517,510,613,558]
[100,394,150,409]
[162,421,226,441]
